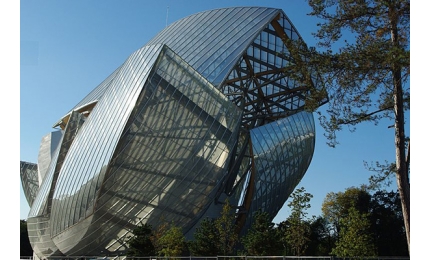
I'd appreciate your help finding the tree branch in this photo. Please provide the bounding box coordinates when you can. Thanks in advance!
[338,106,394,125]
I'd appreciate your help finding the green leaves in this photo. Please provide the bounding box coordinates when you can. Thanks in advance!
[283,187,314,256]
[189,218,219,256]
[304,0,410,147]
[304,3,411,249]
[126,223,155,257]
[157,225,187,257]
[215,200,239,255]
[331,207,377,257]
[190,200,239,256]
[241,210,283,256]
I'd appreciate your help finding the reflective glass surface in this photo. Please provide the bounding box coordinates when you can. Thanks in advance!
[21,7,325,258]
[244,111,315,230]
[37,131,62,184]
[27,111,87,257]
[50,45,164,241]
[20,161,39,207]
[147,7,279,85]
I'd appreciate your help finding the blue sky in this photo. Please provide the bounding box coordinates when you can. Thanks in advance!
[19,0,412,226]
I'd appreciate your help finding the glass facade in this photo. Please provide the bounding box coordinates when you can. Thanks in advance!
[20,161,39,207]
[21,7,327,258]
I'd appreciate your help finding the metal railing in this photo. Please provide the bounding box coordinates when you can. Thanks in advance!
[26,256,410,260]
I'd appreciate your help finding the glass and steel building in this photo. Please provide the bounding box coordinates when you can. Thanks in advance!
[20,7,327,258]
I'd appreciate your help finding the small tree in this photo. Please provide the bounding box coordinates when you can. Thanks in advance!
[151,221,169,254]
[241,210,283,255]
[321,186,371,239]
[157,224,187,257]
[331,207,377,258]
[215,199,238,255]
[189,217,219,256]
[20,220,33,257]
[284,187,313,256]
[126,222,155,257]
[306,216,333,256]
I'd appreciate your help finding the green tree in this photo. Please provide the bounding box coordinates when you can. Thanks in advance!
[20,220,33,257]
[157,224,187,257]
[283,187,313,256]
[189,217,219,256]
[126,222,155,257]
[331,207,377,258]
[321,186,371,239]
[241,210,283,255]
[369,190,408,256]
[151,221,169,255]
[306,187,408,256]
[215,199,238,255]
[306,216,333,256]
[304,0,410,252]
[276,219,293,255]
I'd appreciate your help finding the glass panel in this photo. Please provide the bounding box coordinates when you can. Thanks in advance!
[245,111,315,230]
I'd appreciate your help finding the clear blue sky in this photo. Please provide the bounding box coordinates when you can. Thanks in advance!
[19,0,412,226]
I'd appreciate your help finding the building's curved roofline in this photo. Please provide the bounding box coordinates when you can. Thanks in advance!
[54,6,324,130]
[54,7,286,127]
[166,6,282,24]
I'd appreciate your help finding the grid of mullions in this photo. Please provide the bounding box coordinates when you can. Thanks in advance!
[48,46,241,255]
[37,132,62,183]
[27,112,86,257]
[222,12,311,128]
[65,66,122,121]
[20,161,39,207]
[49,44,164,239]
[27,216,61,257]
[146,7,279,85]
[105,45,239,232]
[244,111,315,230]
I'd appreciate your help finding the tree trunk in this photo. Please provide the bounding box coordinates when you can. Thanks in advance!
[393,68,410,254]
[390,3,410,254]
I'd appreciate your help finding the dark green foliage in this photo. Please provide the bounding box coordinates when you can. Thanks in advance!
[275,220,292,255]
[20,220,33,257]
[151,221,169,254]
[317,187,407,257]
[126,223,155,257]
[369,191,408,256]
[189,200,238,256]
[305,216,333,256]
[305,0,410,142]
[189,217,219,256]
[124,189,407,257]
[241,210,283,255]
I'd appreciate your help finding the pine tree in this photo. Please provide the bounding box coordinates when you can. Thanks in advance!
[303,0,410,252]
